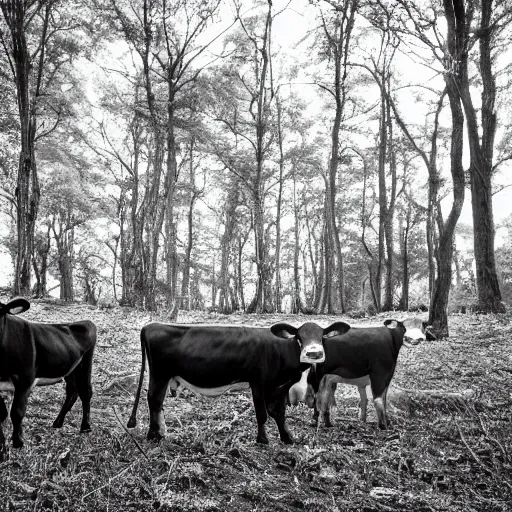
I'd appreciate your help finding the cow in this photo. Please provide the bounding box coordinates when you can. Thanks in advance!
[0,298,96,459]
[308,318,434,430]
[127,320,350,445]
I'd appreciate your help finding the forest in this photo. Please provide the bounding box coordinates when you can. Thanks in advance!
[1,2,512,511]
[0,0,511,339]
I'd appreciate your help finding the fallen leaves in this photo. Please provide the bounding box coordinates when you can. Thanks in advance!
[0,301,511,511]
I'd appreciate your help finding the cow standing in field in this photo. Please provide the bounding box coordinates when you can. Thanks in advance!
[0,298,96,459]
[308,318,433,429]
[127,321,350,444]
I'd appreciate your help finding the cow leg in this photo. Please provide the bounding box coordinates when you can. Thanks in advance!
[0,396,7,461]
[267,395,294,445]
[358,386,368,422]
[75,351,94,432]
[250,384,268,444]
[370,375,388,430]
[311,401,319,427]
[147,375,169,441]
[323,410,333,428]
[316,378,336,428]
[53,375,78,429]
[10,380,32,448]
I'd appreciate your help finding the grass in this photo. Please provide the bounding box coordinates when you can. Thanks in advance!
[0,302,511,511]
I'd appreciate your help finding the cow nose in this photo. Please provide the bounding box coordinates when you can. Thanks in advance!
[300,344,325,363]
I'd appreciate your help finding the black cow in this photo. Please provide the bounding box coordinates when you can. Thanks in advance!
[0,298,96,458]
[309,318,432,429]
[127,321,350,444]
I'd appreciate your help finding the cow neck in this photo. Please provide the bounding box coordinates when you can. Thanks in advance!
[389,329,404,359]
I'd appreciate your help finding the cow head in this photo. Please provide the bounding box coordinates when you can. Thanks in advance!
[386,317,435,347]
[0,298,30,318]
[271,321,350,364]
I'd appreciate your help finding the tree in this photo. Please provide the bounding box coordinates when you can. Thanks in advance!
[444,0,509,313]
[0,0,95,296]
[314,0,358,313]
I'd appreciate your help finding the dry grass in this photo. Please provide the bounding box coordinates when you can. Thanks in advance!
[1,302,511,511]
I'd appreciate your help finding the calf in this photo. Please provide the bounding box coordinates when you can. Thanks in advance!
[287,368,315,408]
[127,321,350,444]
[310,318,431,429]
[0,298,96,458]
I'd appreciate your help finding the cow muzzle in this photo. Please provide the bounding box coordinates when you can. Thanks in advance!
[300,344,325,363]
[403,327,425,347]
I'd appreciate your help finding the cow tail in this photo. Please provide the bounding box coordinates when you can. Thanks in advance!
[127,328,147,428]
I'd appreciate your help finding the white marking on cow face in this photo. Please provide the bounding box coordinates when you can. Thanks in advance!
[170,376,250,398]
[300,343,325,363]
[404,327,425,345]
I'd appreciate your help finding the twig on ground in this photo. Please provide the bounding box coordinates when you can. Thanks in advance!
[81,463,134,501]
[112,406,150,462]
[455,417,512,491]
[475,409,509,462]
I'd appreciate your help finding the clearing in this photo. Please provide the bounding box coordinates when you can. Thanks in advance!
[1,302,511,511]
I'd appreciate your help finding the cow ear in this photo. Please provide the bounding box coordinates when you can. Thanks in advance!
[4,298,30,316]
[271,323,298,339]
[323,321,350,338]
[384,319,398,329]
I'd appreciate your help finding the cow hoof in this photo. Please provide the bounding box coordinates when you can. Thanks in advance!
[324,421,334,428]
[127,418,136,429]
[281,436,294,445]
[147,430,164,442]
[52,420,64,429]
[80,425,92,433]
[256,435,269,445]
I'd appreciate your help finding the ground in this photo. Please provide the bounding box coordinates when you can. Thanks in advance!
[0,301,511,512]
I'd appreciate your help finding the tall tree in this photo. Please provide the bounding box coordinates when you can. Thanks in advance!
[103,0,224,309]
[0,0,94,295]
[446,0,508,313]
[315,0,358,314]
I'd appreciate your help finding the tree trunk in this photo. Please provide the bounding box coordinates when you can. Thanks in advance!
[456,0,503,313]
[274,96,285,313]
[319,0,357,314]
[1,0,48,296]
[291,165,303,313]
[428,0,467,337]
[180,142,198,310]
[399,205,410,311]
[383,84,397,311]
[52,222,75,302]
[218,184,239,314]
[32,226,50,298]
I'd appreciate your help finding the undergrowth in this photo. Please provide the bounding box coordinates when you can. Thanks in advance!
[0,302,511,511]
